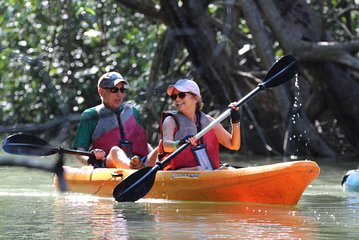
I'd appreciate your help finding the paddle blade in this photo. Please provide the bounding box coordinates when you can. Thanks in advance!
[2,134,59,156]
[263,55,298,88]
[113,167,157,202]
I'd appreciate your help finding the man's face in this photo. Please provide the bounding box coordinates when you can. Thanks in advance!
[99,82,126,110]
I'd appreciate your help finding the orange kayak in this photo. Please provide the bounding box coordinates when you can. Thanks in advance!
[54,160,320,205]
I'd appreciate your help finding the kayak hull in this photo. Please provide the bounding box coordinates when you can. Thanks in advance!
[54,160,320,205]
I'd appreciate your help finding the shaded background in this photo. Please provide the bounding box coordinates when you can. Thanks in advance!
[0,0,358,158]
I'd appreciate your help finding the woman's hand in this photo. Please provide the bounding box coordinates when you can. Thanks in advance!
[228,102,240,124]
[178,135,197,146]
[228,102,240,111]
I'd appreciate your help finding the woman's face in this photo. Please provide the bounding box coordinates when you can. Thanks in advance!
[171,89,198,112]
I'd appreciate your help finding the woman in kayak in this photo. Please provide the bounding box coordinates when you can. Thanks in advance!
[159,79,241,170]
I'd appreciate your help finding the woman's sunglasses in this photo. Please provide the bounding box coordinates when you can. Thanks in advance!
[170,92,187,101]
[104,86,125,93]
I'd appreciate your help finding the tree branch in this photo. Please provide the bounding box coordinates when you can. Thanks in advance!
[294,40,359,70]
[115,0,166,22]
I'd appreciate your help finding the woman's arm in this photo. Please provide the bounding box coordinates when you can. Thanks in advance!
[162,116,180,153]
[208,114,241,151]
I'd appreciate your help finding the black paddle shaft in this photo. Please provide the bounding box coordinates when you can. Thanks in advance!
[113,55,298,202]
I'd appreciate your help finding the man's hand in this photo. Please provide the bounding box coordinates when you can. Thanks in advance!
[90,148,106,160]
[130,156,145,169]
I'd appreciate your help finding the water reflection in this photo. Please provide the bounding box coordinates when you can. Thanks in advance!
[130,201,318,239]
[53,196,119,239]
[2,159,359,239]
[300,192,359,238]
[51,196,318,239]
[52,196,157,239]
[115,201,318,239]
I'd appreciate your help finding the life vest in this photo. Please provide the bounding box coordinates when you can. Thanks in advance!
[91,103,148,157]
[159,111,220,170]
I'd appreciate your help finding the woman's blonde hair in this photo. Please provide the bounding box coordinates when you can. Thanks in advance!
[195,95,203,111]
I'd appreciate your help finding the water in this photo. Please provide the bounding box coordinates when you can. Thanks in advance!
[1,157,359,239]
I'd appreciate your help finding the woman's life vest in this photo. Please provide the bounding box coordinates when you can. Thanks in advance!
[159,111,220,170]
[91,103,148,157]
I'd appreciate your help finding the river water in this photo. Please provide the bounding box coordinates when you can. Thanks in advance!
[0,156,358,239]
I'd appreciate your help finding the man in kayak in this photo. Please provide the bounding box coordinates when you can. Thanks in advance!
[159,79,240,170]
[72,71,157,169]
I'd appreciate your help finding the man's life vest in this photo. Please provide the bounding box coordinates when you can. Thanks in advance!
[159,111,220,170]
[91,103,148,157]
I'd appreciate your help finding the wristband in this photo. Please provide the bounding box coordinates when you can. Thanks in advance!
[173,140,180,149]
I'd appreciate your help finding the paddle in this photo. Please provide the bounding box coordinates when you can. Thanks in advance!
[2,133,93,157]
[113,55,298,202]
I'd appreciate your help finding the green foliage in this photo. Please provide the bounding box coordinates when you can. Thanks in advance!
[0,0,357,155]
[0,0,159,129]
[309,0,358,41]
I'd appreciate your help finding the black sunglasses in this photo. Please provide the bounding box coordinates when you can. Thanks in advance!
[104,86,125,93]
[170,92,187,101]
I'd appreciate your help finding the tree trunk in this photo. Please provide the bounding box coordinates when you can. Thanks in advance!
[161,0,236,104]
[116,0,359,156]
[255,0,346,157]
